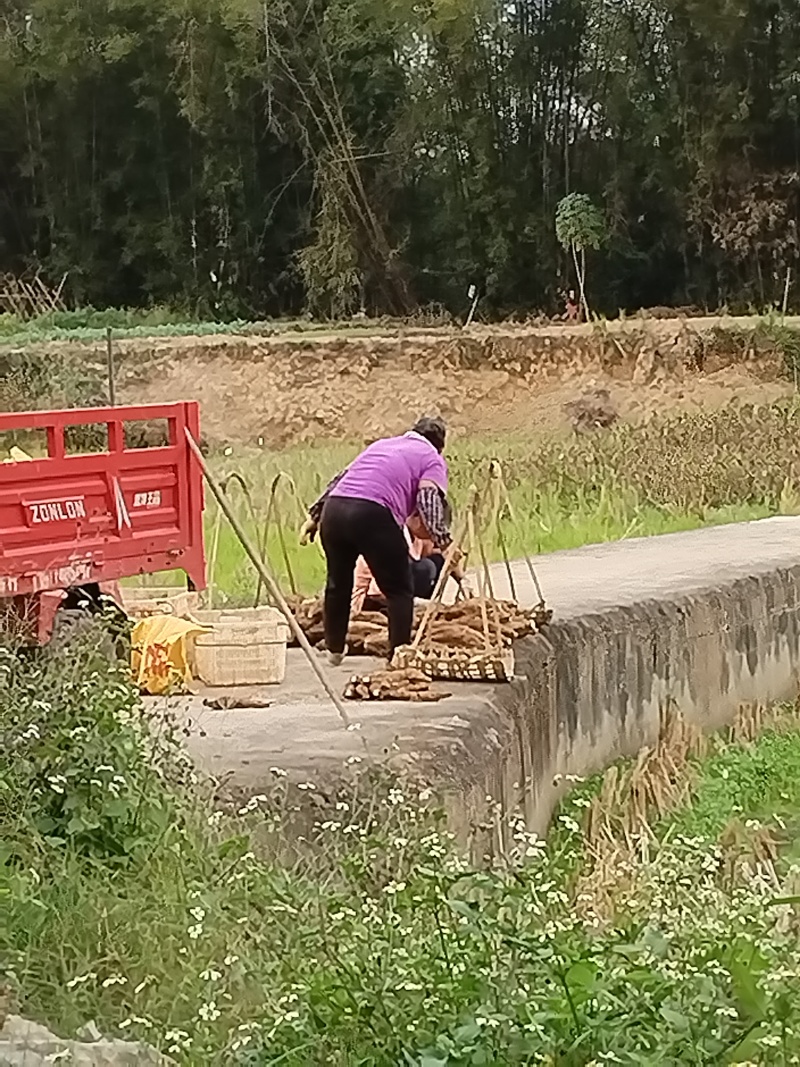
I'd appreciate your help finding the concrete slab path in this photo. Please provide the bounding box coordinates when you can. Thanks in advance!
[159,516,800,796]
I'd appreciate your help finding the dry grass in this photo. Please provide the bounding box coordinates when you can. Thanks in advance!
[728,699,800,744]
[571,697,800,927]
[193,399,800,601]
[574,708,707,922]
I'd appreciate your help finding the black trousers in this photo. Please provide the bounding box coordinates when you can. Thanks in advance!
[364,554,445,613]
[319,497,413,655]
[411,553,445,598]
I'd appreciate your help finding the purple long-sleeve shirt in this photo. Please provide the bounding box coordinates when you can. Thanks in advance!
[309,432,451,545]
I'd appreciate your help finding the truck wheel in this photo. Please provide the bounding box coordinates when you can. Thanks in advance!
[49,608,117,659]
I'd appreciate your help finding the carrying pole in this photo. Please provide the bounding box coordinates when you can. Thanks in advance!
[106,327,117,406]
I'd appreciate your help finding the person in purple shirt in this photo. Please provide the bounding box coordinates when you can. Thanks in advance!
[302,416,453,664]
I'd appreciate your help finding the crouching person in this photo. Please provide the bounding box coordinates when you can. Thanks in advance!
[352,512,451,616]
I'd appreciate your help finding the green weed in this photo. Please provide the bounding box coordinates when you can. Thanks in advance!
[5,647,800,1063]
[0,310,422,348]
[191,400,793,601]
[666,724,800,853]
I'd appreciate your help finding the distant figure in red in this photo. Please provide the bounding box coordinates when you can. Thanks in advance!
[565,289,580,322]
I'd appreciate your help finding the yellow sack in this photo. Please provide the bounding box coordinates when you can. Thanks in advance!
[131,614,209,695]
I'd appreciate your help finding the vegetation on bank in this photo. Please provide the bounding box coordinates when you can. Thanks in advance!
[3,374,800,1059]
[2,326,799,600]
[0,309,419,348]
[202,400,797,601]
[3,634,800,1064]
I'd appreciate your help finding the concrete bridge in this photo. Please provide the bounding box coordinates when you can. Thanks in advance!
[174,517,800,834]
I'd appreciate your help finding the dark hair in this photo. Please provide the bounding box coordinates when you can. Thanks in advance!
[412,416,446,453]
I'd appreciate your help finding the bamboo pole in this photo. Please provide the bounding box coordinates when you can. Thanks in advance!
[184,429,353,730]
[783,267,792,319]
[106,328,117,406]
[411,483,478,650]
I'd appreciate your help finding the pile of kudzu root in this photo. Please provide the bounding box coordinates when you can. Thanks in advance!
[343,667,447,703]
[285,594,537,659]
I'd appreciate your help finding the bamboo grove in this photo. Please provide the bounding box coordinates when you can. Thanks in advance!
[1,0,799,318]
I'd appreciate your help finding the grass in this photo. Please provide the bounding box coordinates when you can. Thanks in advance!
[201,468,770,606]
[664,712,800,866]
[172,400,800,603]
[0,308,440,348]
[7,345,800,1060]
[6,642,800,1064]
[7,400,800,1062]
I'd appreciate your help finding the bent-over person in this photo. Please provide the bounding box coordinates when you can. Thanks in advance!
[302,417,453,664]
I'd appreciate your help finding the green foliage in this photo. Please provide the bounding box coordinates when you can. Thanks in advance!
[555,193,607,255]
[0,345,107,411]
[2,0,800,314]
[668,726,800,845]
[0,631,189,860]
[0,307,190,338]
[5,641,800,1061]
[296,160,362,318]
[761,321,800,380]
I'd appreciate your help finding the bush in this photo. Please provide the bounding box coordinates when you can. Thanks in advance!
[4,642,800,1063]
[0,635,190,860]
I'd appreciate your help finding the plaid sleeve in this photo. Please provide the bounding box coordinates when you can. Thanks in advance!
[309,470,346,523]
[416,485,452,549]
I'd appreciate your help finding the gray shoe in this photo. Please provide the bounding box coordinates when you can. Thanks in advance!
[328,651,345,667]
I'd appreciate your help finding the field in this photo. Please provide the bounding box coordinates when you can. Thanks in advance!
[5,639,800,1064]
[6,315,800,1062]
[12,313,800,603]
[196,400,798,603]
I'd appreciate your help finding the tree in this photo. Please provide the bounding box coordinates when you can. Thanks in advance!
[1,0,799,318]
[555,193,607,320]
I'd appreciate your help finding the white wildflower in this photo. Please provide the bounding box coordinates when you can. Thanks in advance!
[198,1000,221,1023]
[383,880,406,895]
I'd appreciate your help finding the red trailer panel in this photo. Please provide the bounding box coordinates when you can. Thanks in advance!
[0,402,206,607]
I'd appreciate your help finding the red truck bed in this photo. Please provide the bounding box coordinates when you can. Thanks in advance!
[0,401,206,604]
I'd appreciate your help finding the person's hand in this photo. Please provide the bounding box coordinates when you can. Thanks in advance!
[300,517,318,545]
[449,545,466,582]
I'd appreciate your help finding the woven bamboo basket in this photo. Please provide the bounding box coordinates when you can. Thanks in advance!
[122,586,200,620]
[188,607,290,687]
[392,643,514,681]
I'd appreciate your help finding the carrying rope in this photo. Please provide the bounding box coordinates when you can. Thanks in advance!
[254,471,307,606]
[207,472,260,610]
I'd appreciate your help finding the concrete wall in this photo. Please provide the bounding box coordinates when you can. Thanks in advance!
[489,564,800,838]
[180,520,800,849]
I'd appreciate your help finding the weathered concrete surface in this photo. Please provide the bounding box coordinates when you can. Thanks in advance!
[173,516,800,835]
[0,1015,171,1066]
[162,656,503,839]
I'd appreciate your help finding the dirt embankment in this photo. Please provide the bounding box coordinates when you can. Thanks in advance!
[42,318,800,446]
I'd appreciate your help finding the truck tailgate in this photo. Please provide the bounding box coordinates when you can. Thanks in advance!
[0,402,206,596]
